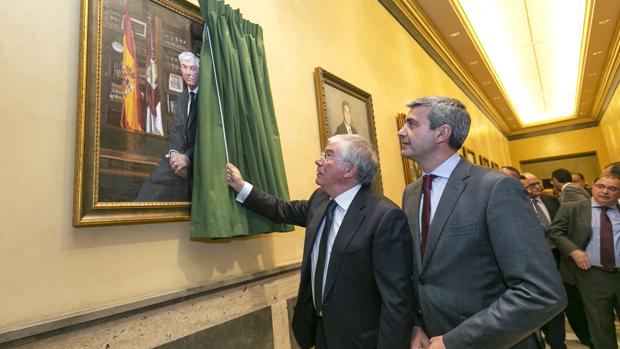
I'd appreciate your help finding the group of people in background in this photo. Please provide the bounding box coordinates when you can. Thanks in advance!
[499,162,620,349]
[224,95,618,349]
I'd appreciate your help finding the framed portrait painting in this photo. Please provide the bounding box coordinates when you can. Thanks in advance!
[313,67,383,193]
[461,146,476,164]
[73,0,204,226]
[479,155,490,168]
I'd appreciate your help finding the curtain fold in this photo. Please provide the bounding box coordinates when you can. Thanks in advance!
[190,0,293,238]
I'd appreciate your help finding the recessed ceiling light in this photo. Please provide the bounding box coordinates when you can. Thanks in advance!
[592,50,603,56]
[599,19,610,25]
[470,60,479,65]
[588,73,598,77]
[450,32,461,37]
[493,96,500,100]
[458,0,586,125]
[482,81,491,85]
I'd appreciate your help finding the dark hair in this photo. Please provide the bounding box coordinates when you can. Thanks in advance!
[572,172,585,180]
[604,162,620,176]
[551,168,572,183]
[501,166,520,177]
[405,96,471,150]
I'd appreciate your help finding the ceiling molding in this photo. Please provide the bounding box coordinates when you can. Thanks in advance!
[379,0,511,137]
[380,0,620,140]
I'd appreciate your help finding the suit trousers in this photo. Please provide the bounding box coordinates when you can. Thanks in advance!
[563,282,592,345]
[541,248,567,349]
[576,267,620,349]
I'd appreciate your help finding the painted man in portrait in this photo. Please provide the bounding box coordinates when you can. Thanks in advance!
[136,52,199,202]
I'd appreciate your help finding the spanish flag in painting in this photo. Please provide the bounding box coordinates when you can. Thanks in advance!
[120,3,144,132]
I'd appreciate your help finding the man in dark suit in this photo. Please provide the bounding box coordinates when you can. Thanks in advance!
[226,134,415,349]
[548,174,620,349]
[397,96,566,349]
[523,172,566,349]
[334,100,358,135]
[551,168,590,204]
[137,52,199,201]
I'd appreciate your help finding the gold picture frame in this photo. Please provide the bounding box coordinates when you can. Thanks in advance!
[73,0,203,226]
[313,67,383,193]
[461,146,476,164]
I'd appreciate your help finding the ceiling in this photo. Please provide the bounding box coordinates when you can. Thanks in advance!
[380,0,620,139]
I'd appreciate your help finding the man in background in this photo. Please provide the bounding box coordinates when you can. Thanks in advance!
[137,52,199,201]
[523,172,566,349]
[500,165,520,178]
[398,96,565,349]
[551,168,590,203]
[549,174,620,349]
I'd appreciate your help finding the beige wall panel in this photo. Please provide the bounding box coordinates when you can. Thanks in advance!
[599,83,620,164]
[508,127,611,172]
[0,0,509,333]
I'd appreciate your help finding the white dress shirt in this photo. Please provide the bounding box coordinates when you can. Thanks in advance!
[236,183,362,304]
[418,152,461,234]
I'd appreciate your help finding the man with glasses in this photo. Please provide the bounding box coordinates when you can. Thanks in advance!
[225,134,415,349]
[549,174,620,349]
[523,173,566,349]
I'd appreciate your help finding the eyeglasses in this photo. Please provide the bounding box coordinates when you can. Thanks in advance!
[526,182,542,188]
[594,183,619,193]
[319,152,341,162]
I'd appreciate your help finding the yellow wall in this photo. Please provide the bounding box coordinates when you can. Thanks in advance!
[0,0,509,332]
[599,80,620,163]
[509,127,611,172]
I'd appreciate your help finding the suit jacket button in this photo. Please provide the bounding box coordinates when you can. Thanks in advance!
[419,278,426,285]
[417,309,423,316]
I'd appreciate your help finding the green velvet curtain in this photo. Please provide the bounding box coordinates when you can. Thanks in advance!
[190,0,293,238]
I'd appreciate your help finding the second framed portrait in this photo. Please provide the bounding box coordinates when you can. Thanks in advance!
[313,67,383,193]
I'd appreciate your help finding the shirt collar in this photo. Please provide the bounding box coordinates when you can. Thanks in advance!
[189,86,199,94]
[423,152,461,179]
[561,182,572,191]
[333,184,362,211]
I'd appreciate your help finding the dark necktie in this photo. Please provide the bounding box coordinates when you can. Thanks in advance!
[314,200,337,314]
[421,174,437,258]
[600,206,615,269]
[532,199,550,228]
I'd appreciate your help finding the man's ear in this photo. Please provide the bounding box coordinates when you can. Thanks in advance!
[435,124,452,145]
[343,164,358,180]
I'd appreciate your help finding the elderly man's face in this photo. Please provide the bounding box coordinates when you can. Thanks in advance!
[592,177,620,207]
[315,144,350,192]
[180,59,199,89]
[525,175,543,199]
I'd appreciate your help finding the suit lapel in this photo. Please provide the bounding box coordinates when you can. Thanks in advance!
[322,187,368,301]
[407,180,424,272]
[422,159,470,270]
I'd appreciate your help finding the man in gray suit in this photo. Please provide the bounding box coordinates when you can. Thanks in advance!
[548,174,620,349]
[397,96,566,349]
